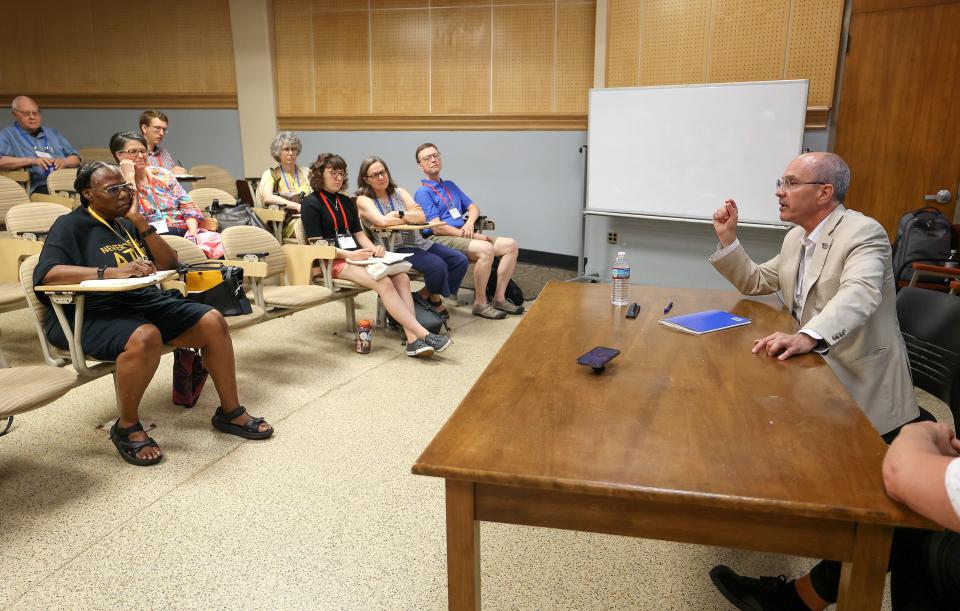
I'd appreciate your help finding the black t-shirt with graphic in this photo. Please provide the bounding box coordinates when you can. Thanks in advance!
[33,207,157,310]
[301,189,363,247]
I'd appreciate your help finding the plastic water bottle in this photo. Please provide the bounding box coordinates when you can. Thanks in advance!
[611,251,630,306]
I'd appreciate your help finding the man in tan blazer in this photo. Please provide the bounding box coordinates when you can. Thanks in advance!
[708,152,927,610]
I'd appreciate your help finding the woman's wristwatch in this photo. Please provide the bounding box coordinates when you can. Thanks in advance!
[97,265,108,280]
[398,210,405,220]
[142,225,158,237]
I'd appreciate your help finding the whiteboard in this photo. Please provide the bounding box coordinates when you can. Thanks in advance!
[586,81,808,226]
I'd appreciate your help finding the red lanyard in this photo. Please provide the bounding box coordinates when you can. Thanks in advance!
[319,191,350,234]
[423,180,456,210]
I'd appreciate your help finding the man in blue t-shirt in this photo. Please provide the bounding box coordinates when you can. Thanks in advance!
[0,96,81,194]
[413,143,522,320]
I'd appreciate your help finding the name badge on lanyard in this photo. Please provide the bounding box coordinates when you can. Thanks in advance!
[35,151,53,159]
[448,207,462,219]
[337,234,357,249]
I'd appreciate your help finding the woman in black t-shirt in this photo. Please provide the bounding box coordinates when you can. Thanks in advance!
[34,162,273,466]
[301,153,451,357]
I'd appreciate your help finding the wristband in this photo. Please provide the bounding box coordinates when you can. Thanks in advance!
[142,225,158,237]
[97,265,107,280]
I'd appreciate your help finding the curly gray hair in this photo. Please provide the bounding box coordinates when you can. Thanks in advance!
[270,132,302,163]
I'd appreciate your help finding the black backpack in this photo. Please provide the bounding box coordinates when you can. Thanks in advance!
[485,256,525,306]
[891,206,952,282]
[386,293,446,335]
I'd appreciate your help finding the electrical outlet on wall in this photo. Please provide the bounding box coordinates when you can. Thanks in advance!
[607,232,618,244]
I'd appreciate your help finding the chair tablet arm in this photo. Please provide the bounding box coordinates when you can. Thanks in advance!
[35,270,178,296]
[0,237,43,264]
[254,208,286,223]
[282,244,337,286]
[161,279,187,296]
[219,259,268,278]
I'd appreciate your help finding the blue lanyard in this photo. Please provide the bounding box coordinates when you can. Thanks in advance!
[373,193,396,215]
[281,167,300,191]
[15,125,49,152]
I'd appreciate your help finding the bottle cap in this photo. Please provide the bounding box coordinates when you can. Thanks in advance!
[617,251,626,256]
[358,319,373,327]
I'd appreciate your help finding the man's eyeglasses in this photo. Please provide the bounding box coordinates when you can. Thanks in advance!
[365,170,388,180]
[419,153,441,163]
[325,169,346,179]
[91,183,136,196]
[148,125,167,133]
[14,110,41,118]
[776,177,826,191]
[122,149,149,158]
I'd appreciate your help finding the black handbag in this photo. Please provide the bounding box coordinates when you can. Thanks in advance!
[210,200,267,231]
[179,263,253,316]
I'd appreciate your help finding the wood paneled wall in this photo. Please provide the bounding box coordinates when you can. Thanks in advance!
[0,0,238,108]
[606,0,845,127]
[274,1,597,130]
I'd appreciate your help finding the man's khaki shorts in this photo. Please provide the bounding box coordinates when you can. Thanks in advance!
[431,235,499,254]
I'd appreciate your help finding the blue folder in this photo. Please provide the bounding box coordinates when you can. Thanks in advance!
[658,310,752,335]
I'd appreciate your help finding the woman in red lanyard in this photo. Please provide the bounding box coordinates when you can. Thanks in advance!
[300,153,452,358]
[110,131,224,259]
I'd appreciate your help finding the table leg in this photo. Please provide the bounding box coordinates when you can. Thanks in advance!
[836,523,893,610]
[446,479,480,611]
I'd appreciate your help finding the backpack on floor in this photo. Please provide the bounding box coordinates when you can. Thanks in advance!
[485,256,525,306]
[891,206,952,282]
[386,293,446,335]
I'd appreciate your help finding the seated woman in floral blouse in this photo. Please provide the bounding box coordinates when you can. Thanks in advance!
[109,131,223,258]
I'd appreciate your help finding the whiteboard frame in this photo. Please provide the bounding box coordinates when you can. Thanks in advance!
[585,79,808,226]
[574,80,807,280]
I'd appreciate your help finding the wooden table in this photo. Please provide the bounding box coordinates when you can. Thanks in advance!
[412,282,933,610]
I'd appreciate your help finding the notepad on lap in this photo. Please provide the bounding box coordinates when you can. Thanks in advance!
[659,310,751,335]
[80,270,177,288]
[345,251,413,266]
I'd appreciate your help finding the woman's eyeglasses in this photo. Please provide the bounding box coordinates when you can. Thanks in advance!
[91,183,136,196]
[365,171,388,180]
[122,149,149,158]
[325,169,346,179]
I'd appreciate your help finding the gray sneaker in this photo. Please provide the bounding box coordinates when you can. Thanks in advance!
[423,333,452,353]
[405,338,435,358]
[493,299,524,315]
[472,303,507,320]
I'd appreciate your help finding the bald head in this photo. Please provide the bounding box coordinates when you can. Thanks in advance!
[10,96,41,133]
[796,152,850,204]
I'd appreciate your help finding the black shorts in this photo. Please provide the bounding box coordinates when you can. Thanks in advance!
[44,288,212,361]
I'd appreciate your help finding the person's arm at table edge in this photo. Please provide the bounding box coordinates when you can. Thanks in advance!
[883,421,960,532]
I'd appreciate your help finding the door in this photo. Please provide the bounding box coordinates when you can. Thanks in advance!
[834,0,960,238]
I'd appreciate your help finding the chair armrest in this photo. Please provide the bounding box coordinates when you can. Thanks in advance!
[220,259,268,278]
[35,270,178,294]
[281,244,337,286]
[254,208,286,224]
[161,279,187,296]
[909,262,960,286]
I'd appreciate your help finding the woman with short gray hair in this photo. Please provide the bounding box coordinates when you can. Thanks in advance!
[256,132,311,238]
